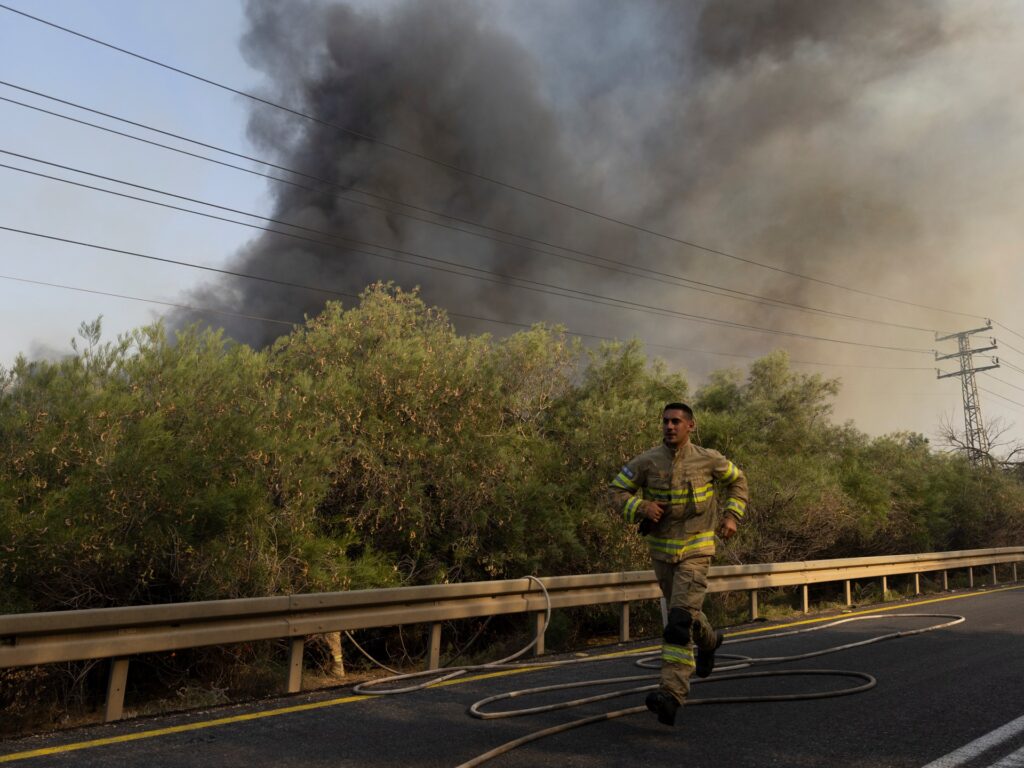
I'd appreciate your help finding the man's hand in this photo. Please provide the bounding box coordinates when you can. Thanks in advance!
[642,501,665,523]
[718,516,738,540]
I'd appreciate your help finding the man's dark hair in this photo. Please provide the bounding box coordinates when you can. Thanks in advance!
[663,402,694,419]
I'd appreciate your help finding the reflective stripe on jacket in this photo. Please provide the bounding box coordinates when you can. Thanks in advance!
[609,442,749,563]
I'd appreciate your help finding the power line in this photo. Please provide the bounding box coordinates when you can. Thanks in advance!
[0,155,936,356]
[6,155,886,349]
[0,230,938,374]
[994,320,1024,345]
[982,372,1024,395]
[0,272,295,327]
[995,336,1024,359]
[786,362,933,371]
[979,385,1024,413]
[852,391,957,398]
[0,83,942,336]
[0,4,988,323]
[999,359,1024,377]
[0,225,357,302]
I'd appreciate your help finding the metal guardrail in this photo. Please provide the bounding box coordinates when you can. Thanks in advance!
[1,546,1022,721]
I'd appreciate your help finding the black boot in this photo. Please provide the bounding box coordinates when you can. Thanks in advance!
[645,690,680,726]
[695,630,724,679]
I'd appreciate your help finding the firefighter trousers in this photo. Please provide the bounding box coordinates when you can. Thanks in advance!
[652,555,716,704]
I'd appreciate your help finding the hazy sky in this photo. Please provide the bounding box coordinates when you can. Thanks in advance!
[2,0,1024,451]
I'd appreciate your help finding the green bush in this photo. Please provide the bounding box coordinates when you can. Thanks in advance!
[3,285,1023,618]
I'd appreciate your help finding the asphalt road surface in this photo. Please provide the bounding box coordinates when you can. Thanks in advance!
[3,585,1024,768]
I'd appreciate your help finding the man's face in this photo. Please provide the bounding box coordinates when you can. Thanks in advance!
[662,408,695,447]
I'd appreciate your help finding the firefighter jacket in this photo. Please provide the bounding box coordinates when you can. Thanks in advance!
[609,442,749,563]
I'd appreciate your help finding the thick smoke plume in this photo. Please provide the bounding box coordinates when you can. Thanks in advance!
[181,0,624,346]
[176,0,1024,436]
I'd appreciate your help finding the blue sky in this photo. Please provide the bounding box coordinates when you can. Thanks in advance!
[0,0,264,361]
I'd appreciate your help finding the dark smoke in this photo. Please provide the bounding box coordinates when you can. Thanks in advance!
[177,0,644,347]
[175,0,1000,404]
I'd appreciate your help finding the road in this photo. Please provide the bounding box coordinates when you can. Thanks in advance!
[2,585,1023,767]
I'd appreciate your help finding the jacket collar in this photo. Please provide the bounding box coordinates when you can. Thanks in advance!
[661,440,694,459]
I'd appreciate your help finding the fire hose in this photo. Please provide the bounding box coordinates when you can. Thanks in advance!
[349,576,965,767]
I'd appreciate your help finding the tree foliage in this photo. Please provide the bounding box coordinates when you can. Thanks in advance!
[694,351,1024,563]
[2,286,1023,614]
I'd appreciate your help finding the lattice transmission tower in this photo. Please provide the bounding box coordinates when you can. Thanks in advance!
[935,322,999,465]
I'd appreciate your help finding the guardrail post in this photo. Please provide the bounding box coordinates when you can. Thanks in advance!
[103,657,130,722]
[287,638,305,693]
[801,585,809,614]
[619,602,630,642]
[426,623,442,670]
[749,590,759,620]
[844,580,852,607]
[534,612,546,656]
[943,570,949,590]
[1014,563,1018,582]
[881,576,888,600]
[992,565,998,585]
[914,573,921,595]
[968,567,974,588]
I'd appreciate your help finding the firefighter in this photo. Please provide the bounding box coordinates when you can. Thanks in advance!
[609,402,749,726]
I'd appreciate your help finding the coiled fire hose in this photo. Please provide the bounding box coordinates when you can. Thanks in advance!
[349,576,965,767]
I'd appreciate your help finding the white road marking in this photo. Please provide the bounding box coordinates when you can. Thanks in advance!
[988,744,1024,767]
[921,713,1024,767]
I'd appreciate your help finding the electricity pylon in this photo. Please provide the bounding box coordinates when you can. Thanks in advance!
[936,322,999,465]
